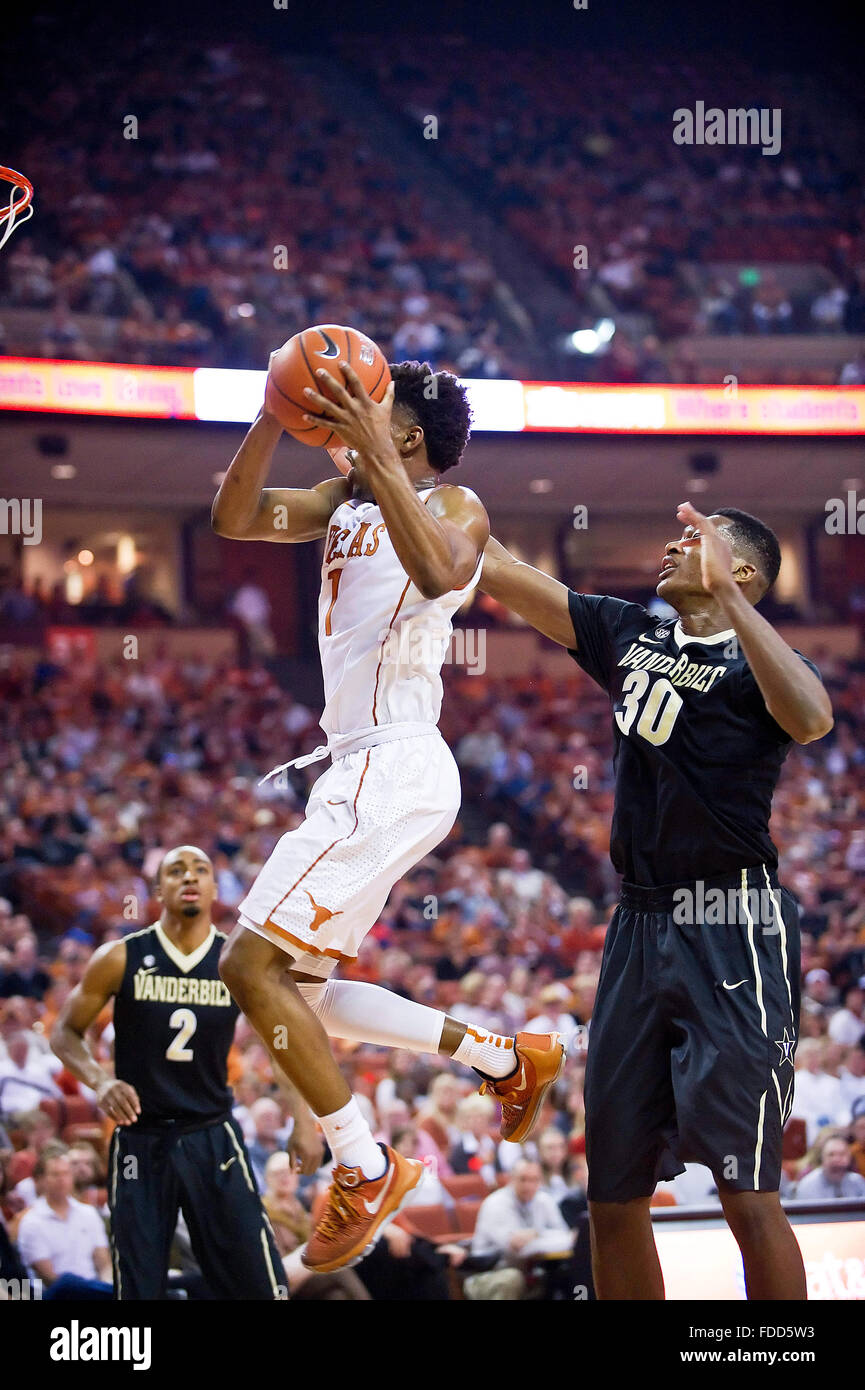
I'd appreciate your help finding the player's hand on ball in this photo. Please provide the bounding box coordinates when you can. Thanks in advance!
[302,363,396,461]
[287,1115,325,1176]
[676,501,736,596]
[96,1077,141,1126]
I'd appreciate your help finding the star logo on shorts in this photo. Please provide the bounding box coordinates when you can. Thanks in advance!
[774,1027,796,1066]
[304,890,343,933]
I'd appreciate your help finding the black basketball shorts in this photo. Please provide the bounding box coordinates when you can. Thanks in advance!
[585,864,801,1203]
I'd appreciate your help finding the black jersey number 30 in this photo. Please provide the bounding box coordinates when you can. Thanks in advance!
[614,670,684,746]
[166,1007,197,1062]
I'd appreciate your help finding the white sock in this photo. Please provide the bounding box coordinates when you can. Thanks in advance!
[317,1097,386,1180]
[451,1026,517,1079]
[297,979,445,1054]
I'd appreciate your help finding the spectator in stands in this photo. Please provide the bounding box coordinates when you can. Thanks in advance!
[524,982,580,1050]
[0,933,51,1001]
[66,1143,105,1208]
[839,349,865,384]
[245,1096,288,1189]
[839,1039,865,1118]
[389,1124,449,1205]
[828,986,865,1046]
[849,1113,865,1179]
[796,1134,865,1201]
[749,271,793,334]
[448,1094,500,1186]
[38,299,93,361]
[536,1126,572,1201]
[791,1040,846,1144]
[416,1073,463,1162]
[0,1032,61,1116]
[228,571,275,660]
[16,1150,112,1297]
[470,1158,574,1298]
[802,968,837,1020]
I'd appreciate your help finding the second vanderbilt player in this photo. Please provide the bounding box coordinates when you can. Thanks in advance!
[52,845,285,1300]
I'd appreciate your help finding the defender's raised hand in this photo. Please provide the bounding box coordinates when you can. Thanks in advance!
[676,501,738,596]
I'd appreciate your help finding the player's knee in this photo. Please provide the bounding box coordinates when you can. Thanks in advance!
[719,1189,784,1242]
[589,1196,653,1237]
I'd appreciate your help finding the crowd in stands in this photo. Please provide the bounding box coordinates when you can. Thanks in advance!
[1,20,864,385]
[341,38,865,380]
[0,646,864,1296]
[0,24,523,380]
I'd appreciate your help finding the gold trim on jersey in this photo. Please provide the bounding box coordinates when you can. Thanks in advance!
[155,922,216,974]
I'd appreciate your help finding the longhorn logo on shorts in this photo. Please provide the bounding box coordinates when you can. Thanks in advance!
[304,890,343,933]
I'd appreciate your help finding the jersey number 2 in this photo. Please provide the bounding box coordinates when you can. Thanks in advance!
[614,670,683,746]
[166,1008,197,1062]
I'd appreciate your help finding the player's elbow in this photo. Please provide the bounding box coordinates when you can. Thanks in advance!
[211,508,243,540]
[418,579,449,600]
[416,568,452,600]
[795,712,834,744]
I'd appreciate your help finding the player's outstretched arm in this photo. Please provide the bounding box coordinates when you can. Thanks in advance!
[50,941,141,1126]
[212,408,350,542]
[480,536,578,649]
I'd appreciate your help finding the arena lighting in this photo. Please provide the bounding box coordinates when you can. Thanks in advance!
[117,535,136,574]
[570,329,601,354]
[3,359,865,434]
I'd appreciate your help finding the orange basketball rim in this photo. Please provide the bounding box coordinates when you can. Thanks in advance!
[0,166,34,250]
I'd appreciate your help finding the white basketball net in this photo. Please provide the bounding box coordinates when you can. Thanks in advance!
[0,174,34,251]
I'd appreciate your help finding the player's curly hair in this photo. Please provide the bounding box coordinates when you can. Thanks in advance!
[389,360,472,473]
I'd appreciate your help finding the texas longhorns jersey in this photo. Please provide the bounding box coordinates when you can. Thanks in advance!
[318,488,482,739]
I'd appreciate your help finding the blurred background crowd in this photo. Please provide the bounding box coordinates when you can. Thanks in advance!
[1,649,863,1297]
[1,21,864,384]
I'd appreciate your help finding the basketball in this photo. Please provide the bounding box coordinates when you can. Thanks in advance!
[264,323,391,446]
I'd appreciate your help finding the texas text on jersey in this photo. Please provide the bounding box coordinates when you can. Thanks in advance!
[567,593,823,886]
[318,488,483,739]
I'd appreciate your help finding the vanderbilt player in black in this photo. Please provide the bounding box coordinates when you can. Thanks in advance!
[480,502,833,1301]
[51,845,296,1299]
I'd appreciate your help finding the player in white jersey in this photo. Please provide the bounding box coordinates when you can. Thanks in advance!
[213,359,564,1273]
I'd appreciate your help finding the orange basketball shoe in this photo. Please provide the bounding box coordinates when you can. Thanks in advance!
[479,1032,566,1143]
[303,1144,426,1273]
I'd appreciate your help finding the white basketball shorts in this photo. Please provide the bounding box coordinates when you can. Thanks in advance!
[237,730,460,977]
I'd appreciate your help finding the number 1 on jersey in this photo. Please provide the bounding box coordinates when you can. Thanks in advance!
[324,566,342,637]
